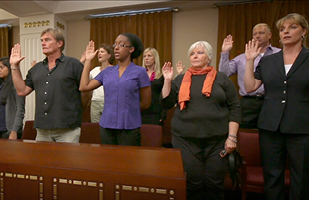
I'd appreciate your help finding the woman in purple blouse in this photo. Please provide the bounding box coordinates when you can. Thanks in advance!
[80,33,151,146]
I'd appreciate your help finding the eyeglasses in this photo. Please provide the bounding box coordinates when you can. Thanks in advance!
[112,43,131,48]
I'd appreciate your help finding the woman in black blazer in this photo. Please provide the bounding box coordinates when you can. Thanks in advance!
[244,13,309,200]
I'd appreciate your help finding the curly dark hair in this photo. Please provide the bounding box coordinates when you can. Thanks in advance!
[120,33,144,61]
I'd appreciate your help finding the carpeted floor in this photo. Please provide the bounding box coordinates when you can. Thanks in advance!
[225,191,266,200]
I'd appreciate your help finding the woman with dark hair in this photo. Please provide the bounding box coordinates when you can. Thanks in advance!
[0,57,25,139]
[0,78,7,138]
[80,33,151,146]
[80,44,115,123]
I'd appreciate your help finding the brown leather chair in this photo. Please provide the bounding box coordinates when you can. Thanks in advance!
[238,128,290,200]
[79,122,101,144]
[140,124,163,147]
[162,106,176,147]
[22,121,101,144]
[22,120,37,140]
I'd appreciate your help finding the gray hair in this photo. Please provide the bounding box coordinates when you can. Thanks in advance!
[187,41,213,65]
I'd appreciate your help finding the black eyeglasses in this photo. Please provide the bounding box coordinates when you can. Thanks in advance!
[112,43,131,48]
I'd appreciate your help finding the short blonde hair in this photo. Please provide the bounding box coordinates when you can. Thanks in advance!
[253,23,271,32]
[142,47,162,79]
[187,41,213,65]
[276,13,308,47]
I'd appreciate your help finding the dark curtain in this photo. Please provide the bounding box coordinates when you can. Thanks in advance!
[0,27,12,58]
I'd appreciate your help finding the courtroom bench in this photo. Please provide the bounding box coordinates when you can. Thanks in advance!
[0,139,186,200]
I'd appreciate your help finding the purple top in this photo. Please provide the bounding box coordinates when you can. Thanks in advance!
[95,62,150,129]
[219,45,281,96]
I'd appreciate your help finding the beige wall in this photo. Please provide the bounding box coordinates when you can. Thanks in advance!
[66,19,90,60]
[12,25,20,44]
[172,7,218,71]
[65,6,219,70]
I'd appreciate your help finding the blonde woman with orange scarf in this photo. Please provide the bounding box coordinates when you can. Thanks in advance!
[161,41,241,200]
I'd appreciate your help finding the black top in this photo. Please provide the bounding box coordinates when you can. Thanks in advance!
[141,76,166,124]
[162,72,241,138]
[0,83,6,132]
[25,54,83,129]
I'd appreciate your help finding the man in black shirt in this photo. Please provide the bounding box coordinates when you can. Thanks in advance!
[10,28,83,143]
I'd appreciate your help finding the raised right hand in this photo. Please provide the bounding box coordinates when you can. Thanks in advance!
[162,62,173,81]
[175,60,185,75]
[10,44,25,67]
[85,41,98,61]
[222,34,233,53]
[245,39,261,61]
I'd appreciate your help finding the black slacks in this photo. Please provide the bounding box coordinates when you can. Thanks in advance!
[240,96,263,129]
[99,127,141,146]
[259,129,309,200]
[172,134,228,200]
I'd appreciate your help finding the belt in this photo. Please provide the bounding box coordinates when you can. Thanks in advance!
[243,95,264,100]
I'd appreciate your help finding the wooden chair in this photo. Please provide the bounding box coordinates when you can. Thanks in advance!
[79,122,101,144]
[22,121,101,144]
[238,128,290,200]
[140,124,163,147]
[22,120,37,140]
[162,106,176,147]
[22,121,163,147]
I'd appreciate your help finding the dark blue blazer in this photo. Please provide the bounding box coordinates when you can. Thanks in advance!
[254,47,309,133]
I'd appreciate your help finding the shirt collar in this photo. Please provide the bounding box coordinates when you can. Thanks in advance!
[267,44,276,51]
[115,62,134,70]
[42,54,65,64]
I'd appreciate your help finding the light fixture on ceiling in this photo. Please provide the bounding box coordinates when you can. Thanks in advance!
[85,7,179,20]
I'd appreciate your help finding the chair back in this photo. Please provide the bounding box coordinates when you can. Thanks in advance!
[79,123,101,144]
[238,129,260,166]
[140,124,163,147]
[22,120,37,140]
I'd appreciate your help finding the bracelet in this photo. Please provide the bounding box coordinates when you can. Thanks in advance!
[228,137,237,143]
[228,134,237,138]
[11,67,20,70]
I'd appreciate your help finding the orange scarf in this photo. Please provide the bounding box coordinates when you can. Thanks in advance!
[178,66,217,110]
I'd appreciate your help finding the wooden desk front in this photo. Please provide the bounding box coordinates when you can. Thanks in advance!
[0,139,186,200]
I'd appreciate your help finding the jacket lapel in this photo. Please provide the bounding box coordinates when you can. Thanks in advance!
[274,50,286,77]
[287,47,309,78]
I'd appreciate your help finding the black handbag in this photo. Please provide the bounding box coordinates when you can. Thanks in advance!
[228,150,242,189]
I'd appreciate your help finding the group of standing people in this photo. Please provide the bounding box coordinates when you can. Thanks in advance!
[218,13,309,200]
[1,11,308,200]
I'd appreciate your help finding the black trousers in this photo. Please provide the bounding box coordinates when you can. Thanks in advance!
[240,96,263,129]
[99,127,141,146]
[0,131,8,139]
[259,129,309,200]
[172,134,228,200]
